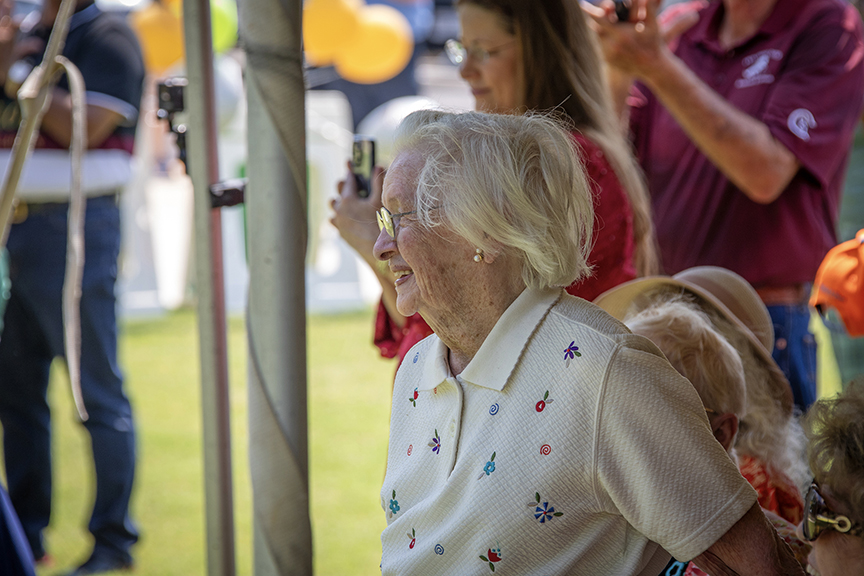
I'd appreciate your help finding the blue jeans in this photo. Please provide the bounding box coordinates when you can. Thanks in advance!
[0,196,137,563]
[767,303,818,412]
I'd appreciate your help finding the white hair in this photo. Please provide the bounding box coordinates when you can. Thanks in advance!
[393,110,594,289]
[625,298,747,419]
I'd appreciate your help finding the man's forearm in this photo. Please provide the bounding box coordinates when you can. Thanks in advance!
[639,49,798,204]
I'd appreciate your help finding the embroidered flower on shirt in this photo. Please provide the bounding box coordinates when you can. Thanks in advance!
[413,352,419,363]
[434,543,444,555]
[480,545,502,572]
[389,490,400,518]
[564,341,581,367]
[407,444,413,456]
[428,429,441,454]
[528,492,563,524]
[540,444,551,456]
[477,452,496,479]
[408,387,419,407]
[407,528,416,549]
[535,390,554,412]
[489,403,499,415]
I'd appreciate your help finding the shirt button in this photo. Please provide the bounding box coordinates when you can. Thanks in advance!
[776,337,787,351]
[715,73,726,85]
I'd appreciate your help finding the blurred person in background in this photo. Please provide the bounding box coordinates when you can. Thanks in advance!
[622,297,812,574]
[331,0,657,369]
[0,0,144,573]
[799,378,864,576]
[596,267,811,526]
[585,0,864,413]
[376,108,802,575]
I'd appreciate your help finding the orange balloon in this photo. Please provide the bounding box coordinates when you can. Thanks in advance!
[334,4,413,84]
[130,2,185,73]
[303,0,362,67]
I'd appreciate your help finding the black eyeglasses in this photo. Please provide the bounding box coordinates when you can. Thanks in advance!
[444,38,516,66]
[803,483,864,541]
[376,207,417,239]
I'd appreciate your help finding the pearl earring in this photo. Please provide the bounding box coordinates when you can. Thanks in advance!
[473,248,484,263]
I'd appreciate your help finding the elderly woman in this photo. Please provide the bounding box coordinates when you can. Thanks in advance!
[595,266,810,525]
[375,109,801,574]
[332,0,656,367]
[624,299,812,574]
[799,379,864,576]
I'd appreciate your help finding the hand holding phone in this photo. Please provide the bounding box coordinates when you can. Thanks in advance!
[613,0,630,23]
[351,136,375,199]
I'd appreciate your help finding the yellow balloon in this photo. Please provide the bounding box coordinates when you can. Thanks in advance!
[303,0,362,67]
[130,2,184,73]
[334,4,413,84]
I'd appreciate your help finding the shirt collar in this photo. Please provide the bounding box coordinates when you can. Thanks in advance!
[69,3,101,33]
[693,0,803,54]
[459,287,562,391]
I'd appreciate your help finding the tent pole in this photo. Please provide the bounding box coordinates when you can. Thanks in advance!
[183,0,236,574]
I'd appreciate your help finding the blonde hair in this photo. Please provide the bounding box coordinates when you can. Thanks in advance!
[804,378,864,525]
[625,299,747,418]
[393,110,594,289]
[456,0,659,277]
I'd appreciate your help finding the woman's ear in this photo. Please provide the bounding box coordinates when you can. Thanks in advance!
[710,412,739,453]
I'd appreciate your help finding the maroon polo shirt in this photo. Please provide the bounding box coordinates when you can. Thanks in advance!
[630,0,864,287]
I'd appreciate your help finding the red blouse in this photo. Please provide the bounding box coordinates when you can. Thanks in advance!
[374,132,637,366]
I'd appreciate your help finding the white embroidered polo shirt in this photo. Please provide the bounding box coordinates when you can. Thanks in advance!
[380,288,756,575]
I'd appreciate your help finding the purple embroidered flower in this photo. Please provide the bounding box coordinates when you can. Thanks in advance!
[564,341,581,367]
[428,429,441,454]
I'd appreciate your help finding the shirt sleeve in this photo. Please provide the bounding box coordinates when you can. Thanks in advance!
[73,23,145,123]
[593,340,757,561]
[762,6,864,189]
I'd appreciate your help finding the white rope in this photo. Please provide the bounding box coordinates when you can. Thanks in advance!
[0,0,90,420]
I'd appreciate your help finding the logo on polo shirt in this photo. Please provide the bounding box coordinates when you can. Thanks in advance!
[788,109,816,141]
[735,49,783,88]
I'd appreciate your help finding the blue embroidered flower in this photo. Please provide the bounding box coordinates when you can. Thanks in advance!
[389,489,400,517]
[529,492,563,524]
[428,429,441,454]
[478,451,497,479]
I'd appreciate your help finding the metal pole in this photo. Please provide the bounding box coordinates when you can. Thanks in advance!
[241,0,312,570]
[182,0,236,574]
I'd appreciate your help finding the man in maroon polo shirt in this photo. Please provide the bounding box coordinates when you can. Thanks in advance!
[584,0,864,411]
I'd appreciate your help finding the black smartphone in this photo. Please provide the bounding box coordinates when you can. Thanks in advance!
[351,136,375,199]
[614,0,630,23]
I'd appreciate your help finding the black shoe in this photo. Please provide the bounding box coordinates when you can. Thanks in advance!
[63,554,133,576]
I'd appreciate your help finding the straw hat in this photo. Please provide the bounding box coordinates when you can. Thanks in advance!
[594,266,794,416]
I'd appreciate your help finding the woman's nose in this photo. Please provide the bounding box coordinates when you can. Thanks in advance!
[459,59,476,81]
[373,226,397,263]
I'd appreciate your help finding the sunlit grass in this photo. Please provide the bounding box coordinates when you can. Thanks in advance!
[2,307,392,576]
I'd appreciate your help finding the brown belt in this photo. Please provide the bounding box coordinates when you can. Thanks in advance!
[755,284,809,306]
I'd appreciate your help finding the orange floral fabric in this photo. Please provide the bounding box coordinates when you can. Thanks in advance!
[738,454,804,524]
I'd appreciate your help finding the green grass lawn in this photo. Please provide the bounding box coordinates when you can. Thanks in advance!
[4,308,393,576]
